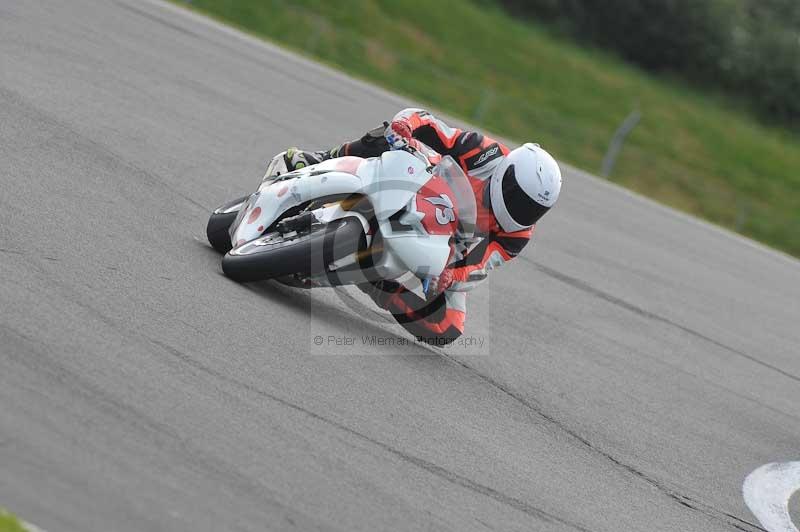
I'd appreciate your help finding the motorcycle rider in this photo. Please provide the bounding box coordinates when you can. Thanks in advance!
[281,108,562,346]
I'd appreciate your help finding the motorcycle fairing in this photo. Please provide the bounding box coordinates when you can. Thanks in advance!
[229,151,454,279]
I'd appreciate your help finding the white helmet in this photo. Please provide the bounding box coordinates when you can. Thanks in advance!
[490,143,562,232]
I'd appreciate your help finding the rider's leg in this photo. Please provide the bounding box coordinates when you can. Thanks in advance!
[358,280,465,345]
[335,124,389,158]
[282,124,390,172]
[276,120,393,175]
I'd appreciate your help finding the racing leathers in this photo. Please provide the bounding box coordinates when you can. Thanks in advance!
[286,109,533,346]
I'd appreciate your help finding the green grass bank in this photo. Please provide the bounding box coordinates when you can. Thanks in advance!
[0,509,25,532]
[179,0,800,257]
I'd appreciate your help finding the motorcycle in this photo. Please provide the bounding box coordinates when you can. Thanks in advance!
[206,147,477,295]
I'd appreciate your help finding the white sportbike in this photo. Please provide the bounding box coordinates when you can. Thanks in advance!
[206,148,477,294]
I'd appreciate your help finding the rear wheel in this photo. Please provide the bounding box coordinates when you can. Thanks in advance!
[206,195,249,254]
[221,217,366,283]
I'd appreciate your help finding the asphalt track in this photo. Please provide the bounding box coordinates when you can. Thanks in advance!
[1,1,799,531]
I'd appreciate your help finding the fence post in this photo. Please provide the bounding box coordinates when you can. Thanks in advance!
[472,88,494,123]
[602,107,641,178]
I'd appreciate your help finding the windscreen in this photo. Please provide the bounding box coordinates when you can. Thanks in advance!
[432,156,476,238]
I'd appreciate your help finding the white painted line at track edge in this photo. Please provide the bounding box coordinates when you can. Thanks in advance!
[744,461,800,532]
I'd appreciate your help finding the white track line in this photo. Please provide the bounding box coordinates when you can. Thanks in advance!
[744,462,800,532]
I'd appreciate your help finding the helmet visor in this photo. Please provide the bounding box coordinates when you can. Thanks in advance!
[501,165,550,227]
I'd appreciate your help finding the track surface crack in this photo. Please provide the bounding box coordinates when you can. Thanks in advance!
[147,337,595,532]
[531,261,799,384]
[438,352,765,532]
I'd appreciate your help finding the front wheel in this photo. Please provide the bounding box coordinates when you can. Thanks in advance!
[206,195,249,254]
[221,217,366,283]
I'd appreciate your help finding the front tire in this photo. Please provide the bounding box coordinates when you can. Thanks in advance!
[221,217,366,283]
[206,195,249,254]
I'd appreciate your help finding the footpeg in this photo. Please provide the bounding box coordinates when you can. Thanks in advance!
[277,212,316,234]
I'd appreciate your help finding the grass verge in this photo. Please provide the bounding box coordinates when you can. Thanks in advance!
[0,509,26,532]
[178,0,800,258]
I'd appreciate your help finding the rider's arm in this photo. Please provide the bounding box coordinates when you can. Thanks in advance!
[305,108,493,168]
[390,109,510,178]
[399,226,532,343]
[331,108,465,159]
[331,108,476,160]
[390,108,463,153]
[293,107,501,168]
[448,228,533,290]
[361,228,531,345]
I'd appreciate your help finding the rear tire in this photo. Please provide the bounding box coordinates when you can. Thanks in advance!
[221,217,366,283]
[206,195,249,254]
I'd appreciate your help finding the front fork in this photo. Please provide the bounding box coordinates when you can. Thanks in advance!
[280,202,373,288]
[280,201,433,298]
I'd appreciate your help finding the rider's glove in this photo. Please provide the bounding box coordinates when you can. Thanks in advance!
[384,119,412,150]
[426,268,455,301]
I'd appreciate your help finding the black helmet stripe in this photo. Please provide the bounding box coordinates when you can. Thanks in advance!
[501,165,550,227]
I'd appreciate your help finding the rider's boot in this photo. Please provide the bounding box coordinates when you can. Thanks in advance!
[276,124,390,174]
[283,147,334,171]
